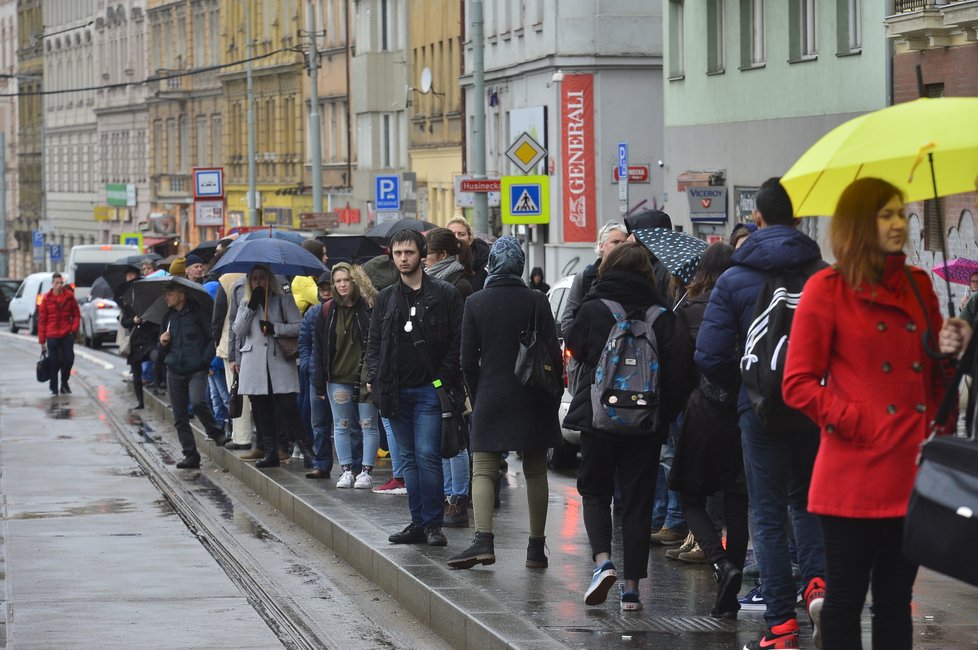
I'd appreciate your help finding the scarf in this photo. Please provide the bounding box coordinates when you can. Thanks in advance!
[425,255,464,281]
[485,236,525,287]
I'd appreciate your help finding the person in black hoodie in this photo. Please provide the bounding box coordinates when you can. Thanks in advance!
[565,241,691,612]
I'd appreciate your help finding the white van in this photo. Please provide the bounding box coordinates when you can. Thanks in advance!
[8,271,55,335]
[65,244,141,301]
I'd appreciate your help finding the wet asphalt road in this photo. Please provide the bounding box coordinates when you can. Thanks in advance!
[3,327,977,649]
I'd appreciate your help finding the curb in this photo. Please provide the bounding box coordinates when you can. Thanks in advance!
[144,391,565,650]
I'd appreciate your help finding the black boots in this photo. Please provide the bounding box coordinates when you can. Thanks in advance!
[448,532,495,569]
[711,558,743,619]
[526,536,548,568]
[176,454,201,469]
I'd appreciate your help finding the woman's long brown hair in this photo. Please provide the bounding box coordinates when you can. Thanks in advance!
[830,177,905,287]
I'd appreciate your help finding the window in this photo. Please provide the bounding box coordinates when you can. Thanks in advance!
[707,0,724,73]
[837,0,861,54]
[380,0,391,51]
[166,118,176,172]
[740,0,764,68]
[790,0,817,61]
[153,119,163,171]
[179,115,189,170]
[668,0,685,79]
[382,113,392,168]
[196,116,208,166]
[211,115,223,166]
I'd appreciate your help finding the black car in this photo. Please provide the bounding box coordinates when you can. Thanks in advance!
[0,278,23,322]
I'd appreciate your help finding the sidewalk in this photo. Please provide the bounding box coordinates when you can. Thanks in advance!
[143,391,978,650]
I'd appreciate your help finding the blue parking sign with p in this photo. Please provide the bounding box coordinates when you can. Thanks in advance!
[49,244,62,262]
[375,175,400,210]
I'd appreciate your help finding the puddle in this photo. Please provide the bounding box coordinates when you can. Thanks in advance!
[97,467,147,478]
[45,402,75,420]
[7,497,136,520]
[188,473,278,542]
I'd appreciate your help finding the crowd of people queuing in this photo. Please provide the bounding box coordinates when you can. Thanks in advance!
[38,176,975,650]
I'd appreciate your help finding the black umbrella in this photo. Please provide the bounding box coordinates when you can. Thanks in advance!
[364,218,437,240]
[632,227,709,285]
[98,263,141,298]
[127,276,214,325]
[89,276,115,300]
[187,239,221,263]
[320,235,385,265]
[115,253,162,266]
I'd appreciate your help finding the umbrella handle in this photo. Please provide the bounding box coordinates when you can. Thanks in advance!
[921,330,953,362]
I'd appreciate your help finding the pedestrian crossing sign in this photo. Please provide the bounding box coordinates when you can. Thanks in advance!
[501,175,550,225]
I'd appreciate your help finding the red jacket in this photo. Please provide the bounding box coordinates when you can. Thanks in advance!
[783,255,952,519]
[38,288,80,345]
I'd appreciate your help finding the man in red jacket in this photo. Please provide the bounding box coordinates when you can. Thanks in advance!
[38,273,80,395]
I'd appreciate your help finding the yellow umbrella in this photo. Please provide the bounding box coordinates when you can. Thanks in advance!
[781,97,978,218]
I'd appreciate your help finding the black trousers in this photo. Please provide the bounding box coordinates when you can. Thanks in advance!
[681,490,749,569]
[249,392,302,453]
[820,515,918,650]
[578,431,659,580]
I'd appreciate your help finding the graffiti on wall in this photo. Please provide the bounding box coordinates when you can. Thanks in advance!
[907,205,977,318]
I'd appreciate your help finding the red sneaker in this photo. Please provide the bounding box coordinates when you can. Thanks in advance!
[372,477,407,495]
[804,577,826,649]
[743,618,800,650]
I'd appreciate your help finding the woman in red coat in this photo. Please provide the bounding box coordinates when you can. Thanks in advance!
[783,177,953,650]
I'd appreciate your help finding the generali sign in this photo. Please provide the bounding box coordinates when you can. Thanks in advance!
[561,74,596,243]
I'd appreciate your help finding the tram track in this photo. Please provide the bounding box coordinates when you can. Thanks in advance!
[75,368,331,650]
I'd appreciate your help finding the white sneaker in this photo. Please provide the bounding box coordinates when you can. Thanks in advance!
[336,470,355,489]
[353,471,372,489]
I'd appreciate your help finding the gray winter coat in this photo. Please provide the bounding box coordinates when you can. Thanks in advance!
[231,287,302,395]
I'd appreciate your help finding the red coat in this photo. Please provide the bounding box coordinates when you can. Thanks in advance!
[783,255,952,519]
[38,288,80,345]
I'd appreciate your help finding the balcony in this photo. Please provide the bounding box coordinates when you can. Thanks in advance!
[154,174,191,200]
[886,1,978,49]
[150,72,191,99]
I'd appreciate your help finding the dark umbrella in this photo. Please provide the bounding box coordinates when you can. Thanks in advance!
[127,276,214,325]
[633,227,709,285]
[115,253,162,265]
[320,235,385,265]
[89,276,115,300]
[187,239,221,263]
[235,228,306,246]
[210,237,326,278]
[364,218,437,240]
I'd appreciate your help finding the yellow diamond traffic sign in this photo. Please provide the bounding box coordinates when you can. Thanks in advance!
[505,132,547,174]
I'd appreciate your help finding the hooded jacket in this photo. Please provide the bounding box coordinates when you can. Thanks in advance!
[563,269,688,442]
[694,224,824,415]
[38,287,80,345]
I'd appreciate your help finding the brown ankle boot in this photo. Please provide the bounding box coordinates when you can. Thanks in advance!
[241,448,264,462]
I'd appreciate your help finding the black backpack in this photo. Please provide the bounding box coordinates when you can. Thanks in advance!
[739,260,826,430]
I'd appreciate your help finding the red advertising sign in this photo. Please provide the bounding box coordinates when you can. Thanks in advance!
[460,179,501,192]
[561,74,596,243]
[612,165,651,183]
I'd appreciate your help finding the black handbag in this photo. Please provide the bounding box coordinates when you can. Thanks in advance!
[228,372,244,419]
[514,293,564,402]
[36,350,50,383]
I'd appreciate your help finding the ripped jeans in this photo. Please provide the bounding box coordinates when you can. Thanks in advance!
[327,382,380,468]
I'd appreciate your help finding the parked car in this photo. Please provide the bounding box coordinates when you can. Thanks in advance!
[8,272,55,335]
[79,295,121,348]
[0,278,22,322]
[546,274,580,469]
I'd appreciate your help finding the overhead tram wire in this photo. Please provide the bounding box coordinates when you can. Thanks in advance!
[0,46,302,98]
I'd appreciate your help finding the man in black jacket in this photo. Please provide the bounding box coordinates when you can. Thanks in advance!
[160,282,226,468]
[366,229,464,547]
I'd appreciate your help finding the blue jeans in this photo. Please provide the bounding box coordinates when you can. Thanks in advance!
[327,382,379,468]
[442,448,470,497]
[389,386,444,527]
[208,370,229,428]
[310,382,334,472]
[382,417,403,478]
[652,420,686,531]
[740,408,826,627]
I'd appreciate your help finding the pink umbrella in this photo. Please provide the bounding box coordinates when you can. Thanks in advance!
[932,258,978,286]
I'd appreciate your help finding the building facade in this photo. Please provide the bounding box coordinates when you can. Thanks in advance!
[464,0,664,280]
[220,0,308,231]
[14,0,42,276]
[662,0,887,247]
[886,0,978,314]
[93,0,149,247]
[408,0,462,226]
[145,0,223,254]
[42,0,99,263]
[1,0,18,277]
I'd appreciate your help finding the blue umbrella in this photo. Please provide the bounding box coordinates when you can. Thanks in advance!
[210,237,325,278]
[235,228,306,245]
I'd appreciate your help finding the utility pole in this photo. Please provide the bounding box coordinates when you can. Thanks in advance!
[471,0,488,234]
[246,1,258,226]
[0,132,6,277]
[306,0,323,214]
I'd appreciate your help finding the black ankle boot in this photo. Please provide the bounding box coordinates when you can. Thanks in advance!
[711,558,742,619]
[526,536,548,568]
[255,452,280,468]
[447,532,495,570]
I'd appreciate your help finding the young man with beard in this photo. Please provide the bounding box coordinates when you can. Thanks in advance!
[366,229,464,547]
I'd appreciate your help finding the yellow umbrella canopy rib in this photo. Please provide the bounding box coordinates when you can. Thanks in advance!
[781,97,978,217]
